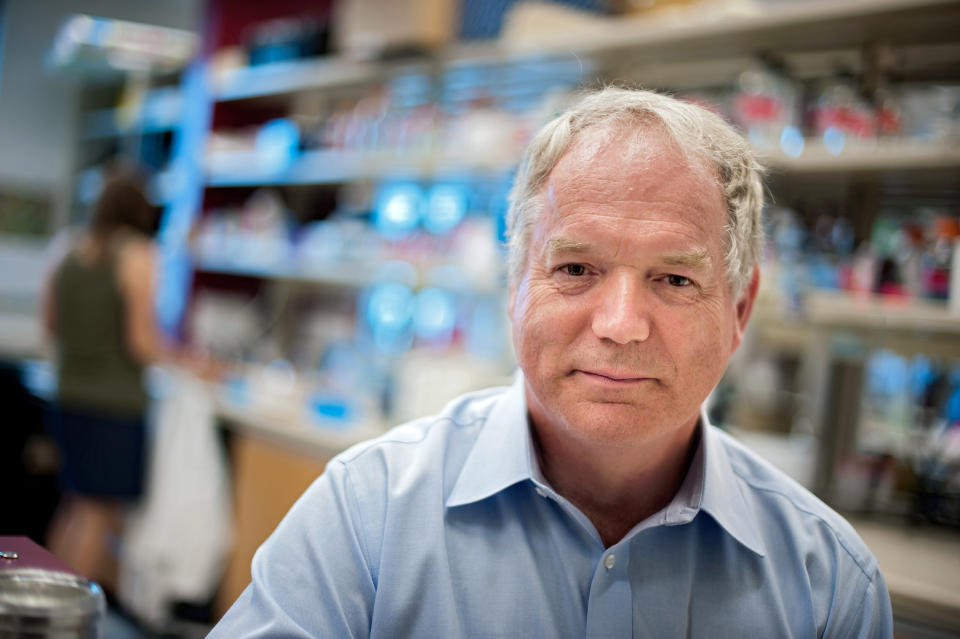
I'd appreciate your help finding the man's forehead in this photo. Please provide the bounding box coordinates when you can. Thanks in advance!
[556,136,721,202]
[555,121,716,182]
[538,123,724,233]
[563,121,684,164]
[551,141,711,208]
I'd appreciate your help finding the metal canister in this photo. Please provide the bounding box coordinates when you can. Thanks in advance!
[0,569,104,638]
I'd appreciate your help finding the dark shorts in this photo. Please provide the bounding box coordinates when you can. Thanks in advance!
[45,405,146,500]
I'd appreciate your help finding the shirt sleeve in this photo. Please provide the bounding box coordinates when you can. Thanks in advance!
[851,569,894,639]
[208,459,376,638]
[826,565,894,639]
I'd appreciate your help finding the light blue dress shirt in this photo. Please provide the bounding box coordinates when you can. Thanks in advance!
[211,376,893,638]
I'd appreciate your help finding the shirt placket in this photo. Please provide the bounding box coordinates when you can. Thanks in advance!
[584,542,632,637]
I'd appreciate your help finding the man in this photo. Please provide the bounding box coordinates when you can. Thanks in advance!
[210,88,892,637]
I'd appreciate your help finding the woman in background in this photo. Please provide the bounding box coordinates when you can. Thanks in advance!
[41,164,185,590]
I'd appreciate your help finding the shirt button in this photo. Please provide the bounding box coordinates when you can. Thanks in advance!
[535,487,547,498]
[604,554,616,570]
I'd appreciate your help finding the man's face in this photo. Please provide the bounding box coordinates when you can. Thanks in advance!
[510,124,757,449]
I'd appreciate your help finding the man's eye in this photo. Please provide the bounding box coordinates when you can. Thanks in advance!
[666,274,692,287]
[562,264,588,276]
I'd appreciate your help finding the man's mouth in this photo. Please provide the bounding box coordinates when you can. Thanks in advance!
[575,369,653,383]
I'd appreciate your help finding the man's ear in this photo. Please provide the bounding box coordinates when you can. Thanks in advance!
[731,267,760,352]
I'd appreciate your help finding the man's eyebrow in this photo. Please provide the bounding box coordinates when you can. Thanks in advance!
[661,247,711,269]
[546,238,712,269]
[546,238,592,255]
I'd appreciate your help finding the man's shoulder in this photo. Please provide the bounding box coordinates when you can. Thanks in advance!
[712,427,878,577]
[331,384,511,473]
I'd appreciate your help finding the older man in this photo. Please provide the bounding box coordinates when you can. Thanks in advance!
[210,88,892,638]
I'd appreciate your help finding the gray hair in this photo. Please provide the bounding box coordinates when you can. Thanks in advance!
[505,86,765,299]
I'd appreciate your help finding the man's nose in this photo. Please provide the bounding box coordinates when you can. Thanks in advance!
[590,273,651,344]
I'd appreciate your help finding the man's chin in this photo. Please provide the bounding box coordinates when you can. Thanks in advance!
[556,400,658,445]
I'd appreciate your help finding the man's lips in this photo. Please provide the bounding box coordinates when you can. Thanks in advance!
[575,369,653,383]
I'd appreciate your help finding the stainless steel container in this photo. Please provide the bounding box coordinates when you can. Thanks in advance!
[0,569,104,638]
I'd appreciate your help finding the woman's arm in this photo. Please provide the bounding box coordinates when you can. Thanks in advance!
[39,229,74,342]
[116,236,223,378]
[41,267,58,340]
[117,237,171,366]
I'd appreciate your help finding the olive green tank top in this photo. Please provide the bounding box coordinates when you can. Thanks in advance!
[54,242,148,416]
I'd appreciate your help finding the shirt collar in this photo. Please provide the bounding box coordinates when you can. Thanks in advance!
[446,374,766,557]
[446,374,534,507]
[695,410,767,556]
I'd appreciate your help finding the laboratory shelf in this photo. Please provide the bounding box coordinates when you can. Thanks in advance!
[755,289,960,336]
[205,148,516,187]
[493,0,960,62]
[209,0,960,103]
[204,139,960,188]
[194,258,503,295]
[759,140,960,174]
[194,258,381,289]
[215,57,382,102]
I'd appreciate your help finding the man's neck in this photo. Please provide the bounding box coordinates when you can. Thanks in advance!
[531,416,700,548]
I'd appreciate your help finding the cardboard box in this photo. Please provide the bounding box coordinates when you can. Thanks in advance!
[333,0,456,58]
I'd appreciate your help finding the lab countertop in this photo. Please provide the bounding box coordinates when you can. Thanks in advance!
[215,396,382,458]
[849,517,960,631]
